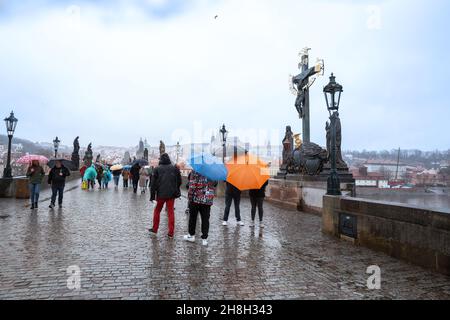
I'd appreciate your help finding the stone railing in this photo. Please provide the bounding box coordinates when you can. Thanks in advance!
[322,195,450,275]
[0,172,81,199]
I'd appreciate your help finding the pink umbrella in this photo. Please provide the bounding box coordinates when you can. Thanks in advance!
[16,155,49,165]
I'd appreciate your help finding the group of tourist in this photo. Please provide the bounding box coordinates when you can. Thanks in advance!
[79,162,153,194]
[25,152,268,247]
[147,153,268,246]
[26,160,71,209]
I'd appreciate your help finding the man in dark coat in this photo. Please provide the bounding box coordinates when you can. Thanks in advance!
[48,160,71,209]
[130,163,141,193]
[149,153,182,238]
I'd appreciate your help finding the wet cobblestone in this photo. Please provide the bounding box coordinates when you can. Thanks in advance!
[1,182,450,300]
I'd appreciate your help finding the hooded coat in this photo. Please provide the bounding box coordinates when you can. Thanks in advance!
[83,164,98,181]
[102,168,112,183]
[150,153,182,200]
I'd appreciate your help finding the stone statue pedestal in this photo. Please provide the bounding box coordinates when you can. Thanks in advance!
[268,171,355,215]
[71,153,80,171]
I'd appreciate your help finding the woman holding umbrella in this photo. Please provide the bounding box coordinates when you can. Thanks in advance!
[26,159,46,209]
[183,171,217,246]
[48,160,71,209]
[110,164,123,189]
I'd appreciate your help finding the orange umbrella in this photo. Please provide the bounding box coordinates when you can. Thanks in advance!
[226,154,270,191]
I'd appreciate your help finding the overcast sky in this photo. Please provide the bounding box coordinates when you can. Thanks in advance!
[0,0,448,150]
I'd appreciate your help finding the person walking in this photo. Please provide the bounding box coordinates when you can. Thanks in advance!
[102,166,112,189]
[183,171,217,246]
[83,164,97,190]
[139,166,149,194]
[79,165,87,183]
[148,153,181,239]
[249,180,269,228]
[128,172,133,189]
[48,160,71,209]
[122,170,129,188]
[130,163,140,194]
[96,165,103,189]
[223,182,244,226]
[26,160,45,209]
[112,169,121,189]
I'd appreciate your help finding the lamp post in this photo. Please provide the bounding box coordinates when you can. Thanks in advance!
[3,111,18,178]
[53,136,61,158]
[219,124,228,163]
[176,141,180,164]
[324,73,343,196]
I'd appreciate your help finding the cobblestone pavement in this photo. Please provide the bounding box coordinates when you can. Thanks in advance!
[1,181,450,300]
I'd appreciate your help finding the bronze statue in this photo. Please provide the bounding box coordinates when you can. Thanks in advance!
[71,136,80,171]
[73,136,80,153]
[281,126,294,170]
[292,51,323,120]
[159,140,165,155]
[144,148,149,161]
[326,113,346,167]
[83,142,94,166]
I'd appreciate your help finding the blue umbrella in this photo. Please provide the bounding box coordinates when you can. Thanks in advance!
[122,165,132,171]
[188,153,227,181]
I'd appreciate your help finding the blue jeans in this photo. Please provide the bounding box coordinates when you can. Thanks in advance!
[29,183,41,204]
[51,185,65,205]
[113,176,120,187]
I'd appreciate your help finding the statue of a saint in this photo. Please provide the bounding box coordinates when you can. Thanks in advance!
[73,136,80,153]
[144,148,149,161]
[83,142,94,166]
[71,136,80,171]
[281,126,294,170]
[326,112,346,167]
[159,140,166,155]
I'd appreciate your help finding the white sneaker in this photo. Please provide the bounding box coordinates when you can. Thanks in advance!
[183,235,195,243]
[238,221,245,226]
[222,221,228,226]
[202,239,208,246]
[260,222,265,228]
[249,221,255,227]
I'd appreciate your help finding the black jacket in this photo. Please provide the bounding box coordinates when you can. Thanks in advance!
[249,180,269,198]
[150,154,182,201]
[130,164,140,181]
[48,166,71,187]
[112,170,122,177]
[225,182,241,196]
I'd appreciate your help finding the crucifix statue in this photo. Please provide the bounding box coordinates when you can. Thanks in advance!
[290,48,324,143]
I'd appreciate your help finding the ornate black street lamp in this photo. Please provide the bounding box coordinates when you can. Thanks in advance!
[53,136,61,158]
[176,141,180,164]
[324,73,343,195]
[219,124,228,163]
[3,111,18,178]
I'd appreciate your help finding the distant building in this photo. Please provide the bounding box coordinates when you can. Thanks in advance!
[364,159,409,180]
[351,166,389,188]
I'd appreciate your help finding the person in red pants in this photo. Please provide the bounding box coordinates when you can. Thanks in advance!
[148,153,182,238]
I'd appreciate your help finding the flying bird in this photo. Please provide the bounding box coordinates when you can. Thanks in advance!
[214,15,218,19]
